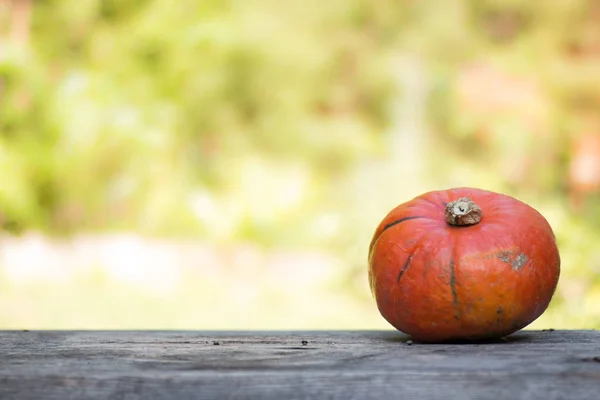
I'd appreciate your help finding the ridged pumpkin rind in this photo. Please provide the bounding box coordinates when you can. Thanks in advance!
[368,187,561,343]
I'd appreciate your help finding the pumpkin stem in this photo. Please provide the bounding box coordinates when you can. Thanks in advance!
[445,197,482,226]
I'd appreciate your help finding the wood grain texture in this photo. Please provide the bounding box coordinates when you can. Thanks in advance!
[0,330,599,400]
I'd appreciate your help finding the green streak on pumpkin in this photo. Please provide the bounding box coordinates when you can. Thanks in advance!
[449,258,460,320]
[369,216,424,255]
[397,254,413,283]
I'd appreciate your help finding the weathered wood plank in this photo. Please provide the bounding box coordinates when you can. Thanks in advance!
[0,330,599,399]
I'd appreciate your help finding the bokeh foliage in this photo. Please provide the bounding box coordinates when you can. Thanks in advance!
[1,0,600,329]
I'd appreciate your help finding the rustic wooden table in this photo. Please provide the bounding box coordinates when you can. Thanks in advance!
[0,330,599,399]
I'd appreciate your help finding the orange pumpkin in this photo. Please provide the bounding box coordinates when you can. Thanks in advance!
[368,187,560,343]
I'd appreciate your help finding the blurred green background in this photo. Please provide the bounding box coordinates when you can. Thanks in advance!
[1,0,599,330]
